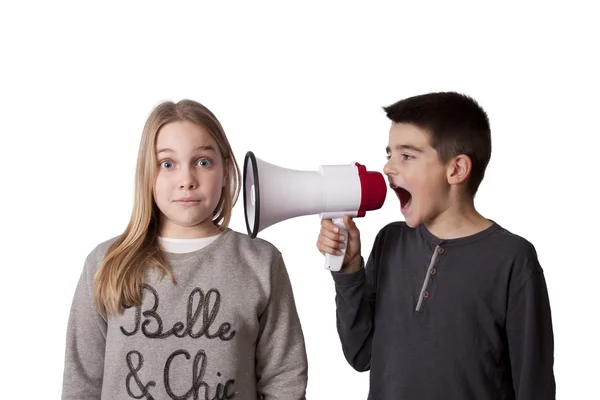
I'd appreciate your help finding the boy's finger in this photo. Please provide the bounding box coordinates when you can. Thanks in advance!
[316,240,343,256]
[321,218,342,234]
[318,235,346,250]
[343,215,359,234]
[320,226,346,242]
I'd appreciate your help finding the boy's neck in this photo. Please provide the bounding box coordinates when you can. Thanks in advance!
[424,198,492,240]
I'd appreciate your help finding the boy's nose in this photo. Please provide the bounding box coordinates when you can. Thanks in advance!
[383,159,393,175]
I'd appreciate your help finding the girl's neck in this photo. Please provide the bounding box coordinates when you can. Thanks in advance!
[158,220,222,239]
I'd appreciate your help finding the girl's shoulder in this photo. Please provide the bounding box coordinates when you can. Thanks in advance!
[83,235,121,272]
[224,228,282,259]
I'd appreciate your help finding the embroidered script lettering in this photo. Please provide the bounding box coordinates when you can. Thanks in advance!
[121,284,238,399]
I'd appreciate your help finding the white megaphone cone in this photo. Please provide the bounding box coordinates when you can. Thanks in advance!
[243,151,387,272]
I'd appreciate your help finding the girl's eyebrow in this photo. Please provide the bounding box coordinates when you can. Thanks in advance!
[156,145,216,155]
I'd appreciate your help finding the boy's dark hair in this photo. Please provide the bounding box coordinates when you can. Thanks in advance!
[383,92,491,196]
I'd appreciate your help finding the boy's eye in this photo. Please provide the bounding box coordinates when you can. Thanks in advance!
[197,158,213,167]
[160,160,174,169]
[386,153,414,161]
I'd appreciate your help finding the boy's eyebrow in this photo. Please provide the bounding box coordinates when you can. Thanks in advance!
[386,144,424,153]
[156,145,216,154]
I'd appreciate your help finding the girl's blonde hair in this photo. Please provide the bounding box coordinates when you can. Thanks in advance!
[94,99,241,316]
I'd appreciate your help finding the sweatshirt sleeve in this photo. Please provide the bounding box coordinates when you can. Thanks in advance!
[62,253,107,400]
[506,257,556,399]
[255,254,308,399]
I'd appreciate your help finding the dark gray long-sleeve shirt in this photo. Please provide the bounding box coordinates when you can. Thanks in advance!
[331,221,555,399]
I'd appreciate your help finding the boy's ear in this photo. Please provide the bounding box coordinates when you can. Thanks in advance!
[446,154,471,186]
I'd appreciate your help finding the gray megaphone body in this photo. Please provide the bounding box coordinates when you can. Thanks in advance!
[243,151,387,272]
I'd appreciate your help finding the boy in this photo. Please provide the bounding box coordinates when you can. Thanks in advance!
[317,92,555,399]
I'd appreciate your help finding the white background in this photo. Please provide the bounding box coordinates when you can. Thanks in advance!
[1,1,598,398]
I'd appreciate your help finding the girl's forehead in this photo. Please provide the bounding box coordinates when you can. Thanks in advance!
[157,120,209,139]
[156,121,220,152]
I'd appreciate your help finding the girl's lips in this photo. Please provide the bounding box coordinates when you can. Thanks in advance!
[174,199,201,206]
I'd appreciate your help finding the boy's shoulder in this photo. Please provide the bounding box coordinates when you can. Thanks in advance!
[485,223,543,274]
[484,223,547,303]
[487,223,538,253]
[375,220,541,267]
[449,221,544,279]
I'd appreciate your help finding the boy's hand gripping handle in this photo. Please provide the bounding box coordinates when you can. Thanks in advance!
[325,217,347,272]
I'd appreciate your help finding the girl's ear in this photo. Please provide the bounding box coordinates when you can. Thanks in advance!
[446,154,471,186]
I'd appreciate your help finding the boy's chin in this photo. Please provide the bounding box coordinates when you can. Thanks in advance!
[403,217,421,228]
[400,210,421,228]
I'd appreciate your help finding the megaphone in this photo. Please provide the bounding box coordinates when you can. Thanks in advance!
[243,151,387,272]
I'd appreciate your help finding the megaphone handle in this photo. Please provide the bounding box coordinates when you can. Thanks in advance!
[325,217,348,272]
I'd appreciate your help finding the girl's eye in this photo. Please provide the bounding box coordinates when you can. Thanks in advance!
[197,158,213,167]
[160,160,174,169]
[401,154,414,161]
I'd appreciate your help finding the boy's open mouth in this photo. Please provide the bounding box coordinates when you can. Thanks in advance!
[393,186,412,210]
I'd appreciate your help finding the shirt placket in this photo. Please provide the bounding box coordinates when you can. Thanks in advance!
[415,244,444,312]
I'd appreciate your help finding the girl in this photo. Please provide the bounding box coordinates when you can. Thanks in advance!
[62,100,308,400]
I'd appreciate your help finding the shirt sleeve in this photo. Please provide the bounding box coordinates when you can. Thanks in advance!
[62,253,107,400]
[506,258,556,399]
[330,230,381,372]
[255,254,308,399]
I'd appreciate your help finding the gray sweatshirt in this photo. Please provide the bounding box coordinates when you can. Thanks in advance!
[62,228,308,400]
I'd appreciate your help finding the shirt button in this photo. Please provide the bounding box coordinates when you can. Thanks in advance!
[430,268,437,275]
[437,247,445,254]
[423,291,430,298]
